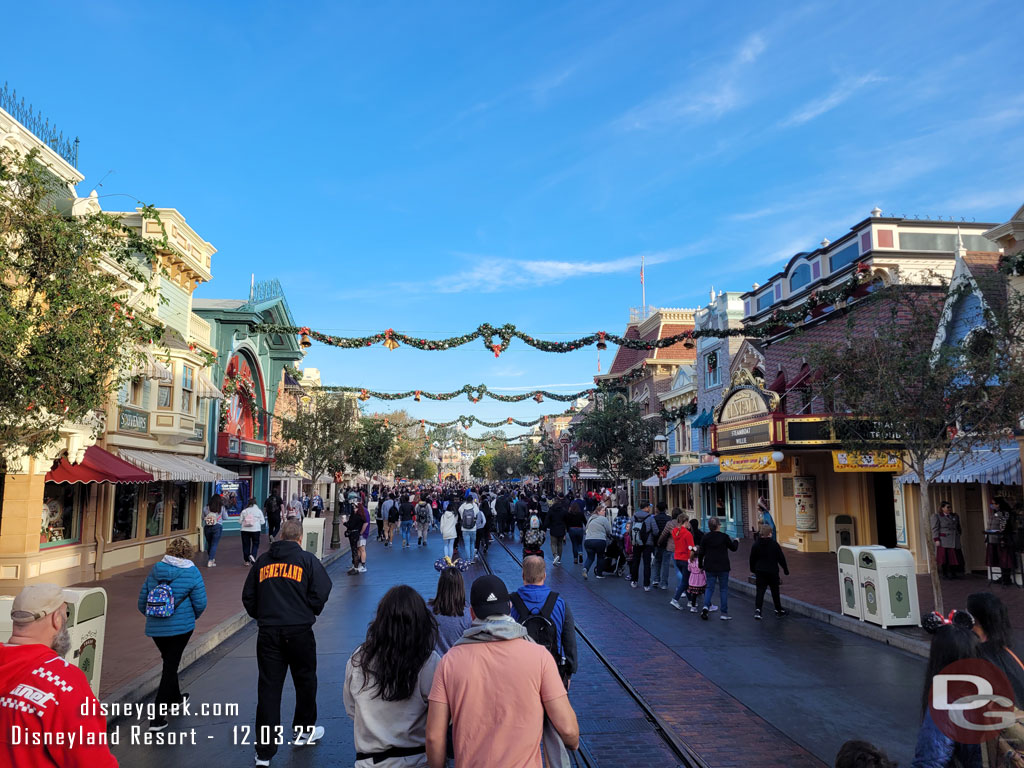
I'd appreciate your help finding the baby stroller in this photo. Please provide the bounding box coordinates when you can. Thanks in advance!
[602,537,628,577]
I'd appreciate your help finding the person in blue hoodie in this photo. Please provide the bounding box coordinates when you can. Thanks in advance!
[509,556,577,685]
[137,536,207,732]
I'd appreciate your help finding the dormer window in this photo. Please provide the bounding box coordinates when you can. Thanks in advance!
[789,264,811,292]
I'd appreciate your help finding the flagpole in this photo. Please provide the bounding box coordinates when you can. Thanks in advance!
[641,254,646,310]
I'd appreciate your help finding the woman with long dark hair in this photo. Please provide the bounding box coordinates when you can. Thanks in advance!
[430,567,472,654]
[967,591,1024,706]
[911,621,982,768]
[344,586,440,767]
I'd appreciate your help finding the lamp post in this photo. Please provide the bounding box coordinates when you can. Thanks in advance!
[653,434,669,504]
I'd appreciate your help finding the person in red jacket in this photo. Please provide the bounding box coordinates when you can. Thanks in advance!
[0,583,117,767]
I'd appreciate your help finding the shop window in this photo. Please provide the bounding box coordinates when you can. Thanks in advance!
[182,365,194,415]
[170,482,189,532]
[145,484,165,538]
[756,479,770,505]
[112,485,139,542]
[157,385,173,410]
[41,483,82,548]
[705,351,721,389]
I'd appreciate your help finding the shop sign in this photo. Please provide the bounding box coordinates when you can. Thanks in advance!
[118,407,149,434]
[832,450,903,473]
[793,475,818,532]
[720,452,778,473]
[717,420,772,450]
[719,389,770,424]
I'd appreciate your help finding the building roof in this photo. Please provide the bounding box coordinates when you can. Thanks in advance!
[192,298,247,311]
[604,312,696,376]
[962,251,1007,314]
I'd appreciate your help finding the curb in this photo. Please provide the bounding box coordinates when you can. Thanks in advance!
[103,542,350,713]
[727,575,930,658]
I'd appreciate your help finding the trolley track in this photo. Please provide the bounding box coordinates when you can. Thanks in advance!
[480,535,710,768]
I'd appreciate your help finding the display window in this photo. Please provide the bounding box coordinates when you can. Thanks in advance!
[41,483,83,548]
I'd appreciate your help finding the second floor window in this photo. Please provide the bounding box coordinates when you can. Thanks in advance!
[705,351,721,388]
[182,365,194,414]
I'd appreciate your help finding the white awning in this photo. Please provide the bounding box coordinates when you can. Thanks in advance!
[642,464,695,487]
[127,348,173,382]
[118,449,238,482]
[196,371,224,400]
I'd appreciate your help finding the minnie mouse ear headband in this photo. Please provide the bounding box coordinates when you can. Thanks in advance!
[922,609,975,634]
[434,556,471,573]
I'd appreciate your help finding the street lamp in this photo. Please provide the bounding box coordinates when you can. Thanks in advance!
[653,434,669,504]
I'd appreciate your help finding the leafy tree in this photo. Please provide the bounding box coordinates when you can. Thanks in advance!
[1,147,164,461]
[349,417,395,480]
[491,446,525,480]
[274,391,357,495]
[570,395,659,487]
[470,453,494,480]
[807,276,1024,613]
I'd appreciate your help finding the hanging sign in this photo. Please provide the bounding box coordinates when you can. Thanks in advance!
[832,450,903,473]
[793,475,818,532]
[720,452,778,473]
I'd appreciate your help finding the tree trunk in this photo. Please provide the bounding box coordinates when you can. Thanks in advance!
[917,474,943,615]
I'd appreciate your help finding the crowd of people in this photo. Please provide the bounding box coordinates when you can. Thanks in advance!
[3,479,1024,767]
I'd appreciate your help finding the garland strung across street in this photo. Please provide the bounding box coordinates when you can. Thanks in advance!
[418,414,550,429]
[251,264,875,356]
[282,365,647,404]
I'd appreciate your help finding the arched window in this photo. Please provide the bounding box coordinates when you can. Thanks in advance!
[789,264,811,292]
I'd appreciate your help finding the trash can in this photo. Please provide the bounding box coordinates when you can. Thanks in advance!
[302,517,327,560]
[0,586,107,696]
[837,545,885,620]
[828,514,857,553]
[857,548,920,629]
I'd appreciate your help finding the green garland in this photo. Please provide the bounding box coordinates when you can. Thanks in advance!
[406,414,551,429]
[282,364,646,404]
[252,269,872,356]
[1001,250,1024,277]
[659,401,698,422]
[219,371,265,438]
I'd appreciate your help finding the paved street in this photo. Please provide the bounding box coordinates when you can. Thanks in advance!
[108,533,923,767]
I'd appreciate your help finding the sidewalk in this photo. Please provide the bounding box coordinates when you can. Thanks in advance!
[73,531,348,700]
[730,538,1024,654]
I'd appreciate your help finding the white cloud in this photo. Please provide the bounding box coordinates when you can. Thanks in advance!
[379,249,678,295]
[780,74,885,127]
[613,32,766,131]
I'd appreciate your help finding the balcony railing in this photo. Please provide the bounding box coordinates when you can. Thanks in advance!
[0,82,79,167]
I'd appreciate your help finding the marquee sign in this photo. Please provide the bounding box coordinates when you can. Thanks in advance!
[713,369,781,425]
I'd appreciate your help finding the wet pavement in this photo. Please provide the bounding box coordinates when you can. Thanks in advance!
[108,533,924,767]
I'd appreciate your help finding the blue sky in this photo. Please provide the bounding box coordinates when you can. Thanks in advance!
[5,0,1024,435]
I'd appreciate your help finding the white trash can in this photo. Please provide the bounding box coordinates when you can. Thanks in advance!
[0,586,107,696]
[857,548,921,629]
[837,545,885,620]
[302,517,327,560]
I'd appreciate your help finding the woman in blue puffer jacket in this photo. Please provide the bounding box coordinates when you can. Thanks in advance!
[137,537,207,732]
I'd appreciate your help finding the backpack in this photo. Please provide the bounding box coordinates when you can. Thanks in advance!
[241,509,256,528]
[461,506,477,530]
[631,516,650,547]
[523,527,545,549]
[145,581,176,617]
[510,591,562,665]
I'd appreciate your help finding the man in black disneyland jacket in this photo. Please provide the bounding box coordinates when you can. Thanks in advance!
[242,519,333,766]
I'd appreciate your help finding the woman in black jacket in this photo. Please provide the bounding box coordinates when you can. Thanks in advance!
[546,497,568,565]
[749,524,789,619]
[565,499,587,564]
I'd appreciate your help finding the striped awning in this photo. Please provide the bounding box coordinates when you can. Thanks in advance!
[118,449,238,482]
[127,348,173,382]
[896,444,1021,486]
[196,371,224,400]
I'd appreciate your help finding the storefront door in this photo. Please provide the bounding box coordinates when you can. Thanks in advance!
[873,473,897,548]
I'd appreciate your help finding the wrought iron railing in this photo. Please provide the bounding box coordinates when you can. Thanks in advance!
[0,82,79,167]
[244,278,296,326]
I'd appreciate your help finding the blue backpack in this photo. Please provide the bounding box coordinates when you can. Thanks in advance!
[145,581,176,617]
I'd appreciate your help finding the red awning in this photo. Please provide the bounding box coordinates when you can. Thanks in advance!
[769,370,787,393]
[789,363,811,390]
[46,445,154,485]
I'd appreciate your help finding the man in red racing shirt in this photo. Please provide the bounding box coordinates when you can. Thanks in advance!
[1,583,118,767]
